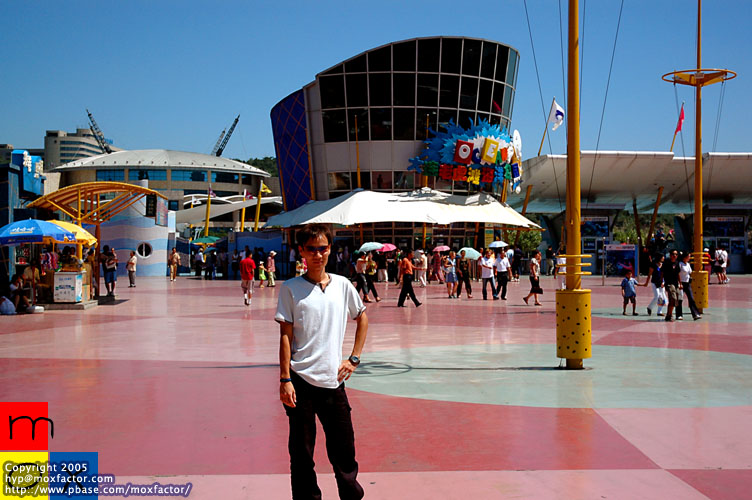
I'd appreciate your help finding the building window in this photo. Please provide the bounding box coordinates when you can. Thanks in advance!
[438,109,458,132]
[96,169,124,181]
[458,110,476,128]
[496,46,509,81]
[393,73,415,106]
[416,109,438,140]
[319,75,346,109]
[345,54,367,73]
[168,200,179,211]
[129,169,167,181]
[211,172,239,183]
[480,42,497,79]
[506,50,518,85]
[346,73,368,107]
[328,172,351,191]
[171,170,206,182]
[493,83,506,116]
[478,79,493,114]
[322,110,348,142]
[393,108,415,140]
[371,171,393,190]
[462,39,482,76]
[460,77,479,110]
[241,174,256,185]
[439,74,459,108]
[417,74,439,107]
[369,73,391,106]
[393,40,416,71]
[441,38,462,74]
[503,83,513,117]
[370,108,392,140]
[137,242,153,259]
[418,38,440,72]
[348,109,369,141]
[394,172,415,190]
[352,171,371,190]
[368,45,391,72]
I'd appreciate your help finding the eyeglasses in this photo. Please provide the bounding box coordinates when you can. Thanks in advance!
[304,245,330,254]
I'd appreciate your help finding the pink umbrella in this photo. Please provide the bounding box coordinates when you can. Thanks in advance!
[377,243,397,252]
[433,245,450,252]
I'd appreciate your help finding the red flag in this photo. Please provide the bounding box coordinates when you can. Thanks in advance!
[245,192,254,200]
[492,100,502,113]
[208,187,216,198]
[675,104,684,134]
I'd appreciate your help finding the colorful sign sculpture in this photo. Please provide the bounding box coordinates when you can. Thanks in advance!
[408,119,524,192]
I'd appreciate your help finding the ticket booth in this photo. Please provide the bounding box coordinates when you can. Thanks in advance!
[581,216,611,275]
[703,215,748,274]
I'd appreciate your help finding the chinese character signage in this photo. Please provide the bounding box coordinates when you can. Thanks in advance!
[408,119,524,193]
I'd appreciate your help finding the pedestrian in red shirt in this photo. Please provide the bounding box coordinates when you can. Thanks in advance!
[240,254,257,306]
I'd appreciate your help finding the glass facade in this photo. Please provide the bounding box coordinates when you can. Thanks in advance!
[171,170,207,182]
[317,37,518,144]
[96,169,124,181]
[129,169,167,181]
[211,171,239,183]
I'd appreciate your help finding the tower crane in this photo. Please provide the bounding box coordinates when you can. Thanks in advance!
[86,109,112,154]
[210,129,226,156]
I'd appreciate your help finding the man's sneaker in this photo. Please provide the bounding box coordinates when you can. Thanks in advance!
[677,316,684,320]
[647,308,652,316]
[244,297,248,306]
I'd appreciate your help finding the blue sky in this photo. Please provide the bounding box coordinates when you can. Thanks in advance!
[2,1,749,161]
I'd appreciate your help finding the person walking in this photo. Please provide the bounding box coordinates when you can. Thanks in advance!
[717,246,729,284]
[266,251,277,287]
[456,250,473,298]
[662,250,681,322]
[522,250,543,306]
[545,245,555,276]
[429,251,444,284]
[364,252,381,302]
[494,248,512,300]
[126,251,137,288]
[240,251,256,306]
[415,250,428,288]
[102,246,118,296]
[397,249,422,308]
[231,249,240,280]
[479,249,496,300]
[354,252,373,303]
[443,250,458,298]
[678,251,701,320]
[642,255,667,316]
[620,269,639,316]
[276,223,368,500]
[512,245,523,282]
[194,249,204,277]
[169,248,180,282]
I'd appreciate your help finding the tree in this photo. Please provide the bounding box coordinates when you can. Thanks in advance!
[243,156,277,177]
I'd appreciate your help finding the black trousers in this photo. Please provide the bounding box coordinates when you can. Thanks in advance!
[354,273,370,296]
[456,272,472,297]
[364,274,379,299]
[284,371,364,500]
[397,274,420,307]
[678,279,701,319]
[495,273,508,299]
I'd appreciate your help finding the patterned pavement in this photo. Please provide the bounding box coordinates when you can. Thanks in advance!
[1,274,750,499]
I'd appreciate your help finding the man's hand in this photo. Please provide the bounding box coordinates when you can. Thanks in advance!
[280,381,296,407]
[338,359,357,382]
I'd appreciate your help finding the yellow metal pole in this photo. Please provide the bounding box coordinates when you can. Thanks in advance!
[692,0,708,310]
[203,190,212,237]
[253,183,263,232]
[240,190,247,232]
[633,199,643,249]
[556,0,591,370]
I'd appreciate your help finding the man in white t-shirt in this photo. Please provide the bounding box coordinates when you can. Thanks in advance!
[494,248,512,300]
[716,247,729,284]
[480,249,496,300]
[276,224,368,499]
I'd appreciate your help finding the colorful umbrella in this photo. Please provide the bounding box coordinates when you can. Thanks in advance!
[47,220,97,246]
[0,219,75,246]
[458,247,481,259]
[193,236,220,245]
[358,242,383,253]
[433,245,450,252]
[376,243,397,252]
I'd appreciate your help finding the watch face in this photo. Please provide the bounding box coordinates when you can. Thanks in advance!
[349,356,360,365]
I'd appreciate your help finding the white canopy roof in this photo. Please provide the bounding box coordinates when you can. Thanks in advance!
[175,196,283,224]
[53,149,271,177]
[265,188,541,229]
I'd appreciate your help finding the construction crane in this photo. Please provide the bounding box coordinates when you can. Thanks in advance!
[213,114,239,157]
[86,109,112,154]
[210,129,226,156]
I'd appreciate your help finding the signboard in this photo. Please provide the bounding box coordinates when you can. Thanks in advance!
[408,119,524,193]
[145,194,157,217]
[704,216,745,237]
[155,197,168,227]
[581,216,609,237]
[604,243,638,276]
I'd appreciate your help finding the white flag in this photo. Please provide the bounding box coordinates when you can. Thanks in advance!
[547,99,565,131]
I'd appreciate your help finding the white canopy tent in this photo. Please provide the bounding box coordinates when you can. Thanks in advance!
[265,188,541,229]
[175,195,283,224]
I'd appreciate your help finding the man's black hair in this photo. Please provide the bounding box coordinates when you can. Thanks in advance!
[296,224,333,248]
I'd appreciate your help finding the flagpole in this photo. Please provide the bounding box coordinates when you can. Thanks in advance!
[203,187,212,237]
[253,182,265,232]
[537,97,555,156]
[240,189,247,231]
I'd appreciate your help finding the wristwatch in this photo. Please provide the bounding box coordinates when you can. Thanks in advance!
[348,355,361,366]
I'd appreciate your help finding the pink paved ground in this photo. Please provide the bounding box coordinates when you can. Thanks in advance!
[1,274,751,499]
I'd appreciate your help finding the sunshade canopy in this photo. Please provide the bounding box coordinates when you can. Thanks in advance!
[48,220,97,246]
[0,219,75,245]
[265,188,541,229]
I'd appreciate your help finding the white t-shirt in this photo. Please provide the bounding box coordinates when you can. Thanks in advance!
[275,274,365,389]
[506,249,514,261]
[679,261,692,283]
[480,257,495,279]
[495,256,510,272]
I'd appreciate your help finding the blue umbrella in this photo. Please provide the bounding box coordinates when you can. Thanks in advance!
[488,240,509,249]
[358,242,383,253]
[0,219,76,246]
[458,247,481,259]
